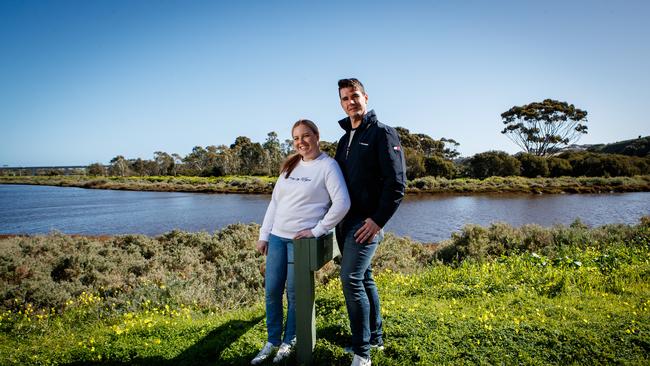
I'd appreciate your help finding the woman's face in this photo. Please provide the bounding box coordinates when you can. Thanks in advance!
[292,124,320,160]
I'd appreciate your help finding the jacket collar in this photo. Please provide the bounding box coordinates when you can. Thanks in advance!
[338,109,377,132]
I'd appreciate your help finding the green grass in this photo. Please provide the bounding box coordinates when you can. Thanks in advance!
[2,174,650,194]
[1,220,649,365]
[1,247,648,365]
[407,175,650,194]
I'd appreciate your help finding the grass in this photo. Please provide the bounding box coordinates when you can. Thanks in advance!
[1,219,649,365]
[2,174,650,195]
[407,175,650,194]
[0,175,276,194]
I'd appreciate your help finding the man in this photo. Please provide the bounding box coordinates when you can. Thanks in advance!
[334,78,406,366]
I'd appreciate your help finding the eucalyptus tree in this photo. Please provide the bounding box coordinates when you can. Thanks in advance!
[263,131,283,175]
[231,136,268,175]
[87,163,106,176]
[109,155,129,176]
[154,151,175,175]
[501,99,588,156]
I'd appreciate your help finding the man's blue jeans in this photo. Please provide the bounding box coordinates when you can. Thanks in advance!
[339,223,384,358]
[265,234,296,345]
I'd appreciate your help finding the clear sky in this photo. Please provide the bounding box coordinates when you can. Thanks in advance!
[1,0,648,167]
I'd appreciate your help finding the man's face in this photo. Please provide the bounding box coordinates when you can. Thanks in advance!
[339,87,368,120]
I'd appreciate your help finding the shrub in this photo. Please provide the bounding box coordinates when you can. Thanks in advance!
[547,157,573,177]
[86,163,106,176]
[424,156,456,178]
[404,147,426,179]
[560,151,650,177]
[517,153,550,177]
[467,151,521,179]
[435,216,649,263]
[0,224,436,312]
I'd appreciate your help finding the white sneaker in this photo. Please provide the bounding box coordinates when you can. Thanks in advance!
[272,341,293,363]
[251,342,275,365]
[351,354,371,366]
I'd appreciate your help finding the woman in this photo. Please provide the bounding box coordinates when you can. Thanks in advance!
[251,119,350,364]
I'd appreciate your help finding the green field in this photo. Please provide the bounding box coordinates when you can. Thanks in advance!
[1,219,649,365]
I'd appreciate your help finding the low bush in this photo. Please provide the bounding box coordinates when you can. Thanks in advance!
[517,153,550,177]
[435,216,650,263]
[466,151,521,179]
[0,225,433,313]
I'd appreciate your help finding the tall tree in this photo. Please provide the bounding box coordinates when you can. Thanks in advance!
[414,133,443,157]
[440,138,460,160]
[128,158,156,176]
[281,138,294,156]
[171,153,183,176]
[501,99,588,156]
[109,155,129,176]
[154,151,175,176]
[183,146,208,174]
[87,163,106,176]
[231,136,268,175]
[263,131,283,175]
[211,144,238,176]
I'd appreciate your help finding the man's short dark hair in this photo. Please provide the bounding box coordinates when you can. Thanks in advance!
[338,78,366,96]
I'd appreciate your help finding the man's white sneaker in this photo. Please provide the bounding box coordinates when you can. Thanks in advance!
[251,342,275,365]
[272,342,293,363]
[351,354,372,366]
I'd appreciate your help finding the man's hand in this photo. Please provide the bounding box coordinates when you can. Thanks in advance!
[294,229,315,239]
[354,218,381,244]
[256,240,268,255]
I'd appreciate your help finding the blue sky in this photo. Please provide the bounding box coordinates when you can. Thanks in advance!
[1,0,648,166]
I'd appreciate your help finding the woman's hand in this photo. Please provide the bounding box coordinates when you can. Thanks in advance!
[256,240,268,255]
[294,229,315,239]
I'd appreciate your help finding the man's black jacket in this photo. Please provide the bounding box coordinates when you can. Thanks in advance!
[334,110,406,231]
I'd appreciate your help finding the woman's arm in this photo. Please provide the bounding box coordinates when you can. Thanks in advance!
[309,160,351,238]
[259,178,282,242]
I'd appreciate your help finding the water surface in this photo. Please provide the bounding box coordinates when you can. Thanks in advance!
[1,185,648,242]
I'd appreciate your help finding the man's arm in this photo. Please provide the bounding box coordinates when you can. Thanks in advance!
[355,126,406,243]
[370,126,406,228]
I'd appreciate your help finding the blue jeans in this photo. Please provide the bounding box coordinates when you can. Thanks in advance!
[339,223,384,358]
[265,234,296,345]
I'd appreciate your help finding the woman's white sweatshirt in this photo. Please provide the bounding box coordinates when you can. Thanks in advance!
[259,153,351,241]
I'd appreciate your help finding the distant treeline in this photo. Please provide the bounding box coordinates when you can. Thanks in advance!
[586,135,650,157]
[2,132,649,180]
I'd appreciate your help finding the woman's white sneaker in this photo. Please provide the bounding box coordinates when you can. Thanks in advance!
[251,342,275,365]
[272,342,294,363]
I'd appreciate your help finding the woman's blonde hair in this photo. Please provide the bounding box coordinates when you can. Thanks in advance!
[280,119,320,178]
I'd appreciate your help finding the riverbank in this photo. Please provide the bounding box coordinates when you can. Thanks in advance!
[1,219,648,364]
[2,174,650,194]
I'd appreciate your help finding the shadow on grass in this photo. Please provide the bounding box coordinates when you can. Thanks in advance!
[316,324,348,348]
[63,315,264,366]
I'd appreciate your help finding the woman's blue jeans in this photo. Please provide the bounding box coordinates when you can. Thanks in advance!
[265,234,296,345]
[339,223,384,358]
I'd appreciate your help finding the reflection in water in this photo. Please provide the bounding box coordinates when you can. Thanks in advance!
[386,193,650,242]
[1,185,648,242]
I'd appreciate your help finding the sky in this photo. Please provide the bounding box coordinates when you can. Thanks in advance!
[1,0,648,167]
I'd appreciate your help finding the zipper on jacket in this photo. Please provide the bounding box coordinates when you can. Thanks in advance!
[345,129,356,160]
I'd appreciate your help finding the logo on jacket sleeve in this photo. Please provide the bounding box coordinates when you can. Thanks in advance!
[393,145,401,151]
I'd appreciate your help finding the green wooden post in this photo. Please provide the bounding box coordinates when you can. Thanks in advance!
[293,232,339,365]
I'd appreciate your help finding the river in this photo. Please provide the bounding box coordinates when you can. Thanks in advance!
[0,185,648,242]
